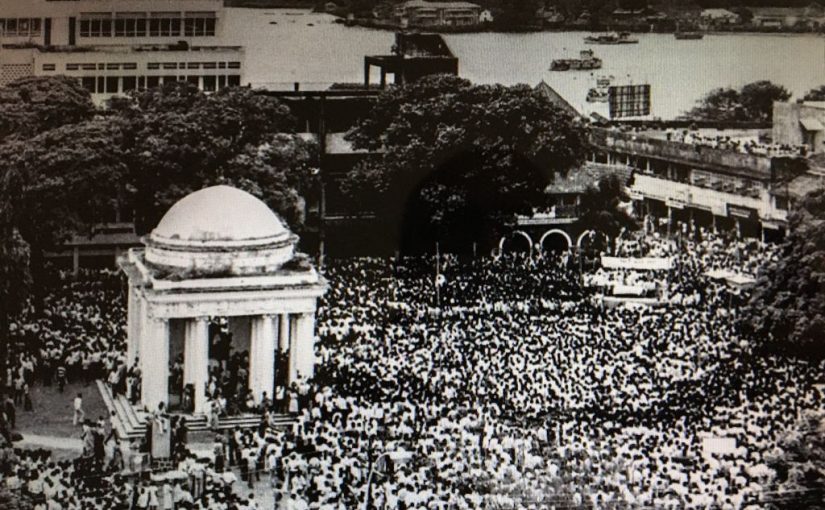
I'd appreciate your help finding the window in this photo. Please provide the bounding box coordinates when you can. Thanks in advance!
[6,19,17,36]
[202,62,216,69]
[106,63,120,70]
[80,13,113,37]
[218,62,226,69]
[187,62,199,69]
[776,196,790,211]
[123,63,137,70]
[66,63,80,71]
[186,75,199,86]
[122,76,137,91]
[149,13,180,37]
[106,76,119,93]
[146,76,160,89]
[227,61,241,69]
[42,63,56,71]
[218,75,226,88]
[202,75,216,92]
[81,76,96,93]
[162,63,176,70]
[162,75,176,84]
[0,20,5,36]
[96,77,104,93]
[227,75,240,86]
[147,63,160,70]
[183,12,216,36]
[82,63,96,70]
[137,76,146,89]
[114,13,146,37]
[31,18,41,36]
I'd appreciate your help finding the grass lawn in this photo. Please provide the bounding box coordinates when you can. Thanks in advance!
[14,380,109,439]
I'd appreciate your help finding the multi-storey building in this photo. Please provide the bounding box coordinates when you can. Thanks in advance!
[0,0,244,101]
[773,100,825,154]
[589,127,809,240]
[395,0,483,27]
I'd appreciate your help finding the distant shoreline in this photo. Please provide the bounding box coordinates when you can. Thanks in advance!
[227,5,825,37]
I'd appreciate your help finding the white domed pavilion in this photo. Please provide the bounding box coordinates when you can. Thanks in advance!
[119,186,326,414]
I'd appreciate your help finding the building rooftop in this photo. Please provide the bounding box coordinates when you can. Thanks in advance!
[399,0,482,8]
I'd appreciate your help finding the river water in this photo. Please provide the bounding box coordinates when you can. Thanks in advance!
[223,8,825,119]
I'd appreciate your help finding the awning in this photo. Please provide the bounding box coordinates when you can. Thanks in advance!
[800,118,824,131]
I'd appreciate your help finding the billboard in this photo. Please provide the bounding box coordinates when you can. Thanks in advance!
[608,84,651,119]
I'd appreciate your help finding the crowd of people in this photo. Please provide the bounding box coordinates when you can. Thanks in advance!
[0,227,821,509]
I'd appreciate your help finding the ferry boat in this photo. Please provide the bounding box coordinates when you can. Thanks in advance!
[584,31,639,45]
[674,32,703,40]
[586,75,613,103]
[550,49,602,71]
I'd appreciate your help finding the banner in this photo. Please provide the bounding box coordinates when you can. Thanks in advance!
[601,256,673,270]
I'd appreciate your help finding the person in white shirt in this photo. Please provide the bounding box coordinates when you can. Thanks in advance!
[72,393,84,426]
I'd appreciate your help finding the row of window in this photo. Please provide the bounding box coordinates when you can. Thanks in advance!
[0,18,43,38]
[79,74,241,94]
[146,61,241,70]
[52,62,240,72]
[79,13,217,38]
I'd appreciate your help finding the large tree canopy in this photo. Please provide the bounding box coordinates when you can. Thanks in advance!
[109,82,315,234]
[344,74,588,251]
[577,173,637,242]
[742,187,825,359]
[0,76,95,143]
[683,80,791,122]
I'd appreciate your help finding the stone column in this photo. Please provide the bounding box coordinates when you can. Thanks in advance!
[141,317,169,412]
[288,314,299,386]
[184,318,210,414]
[249,315,276,403]
[126,287,138,366]
[294,313,317,381]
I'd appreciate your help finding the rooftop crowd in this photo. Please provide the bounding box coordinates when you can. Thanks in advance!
[1,225,822,509]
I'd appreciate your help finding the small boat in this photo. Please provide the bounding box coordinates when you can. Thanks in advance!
[269,21,278,25]
[586,87,609,103]
[674,32,703,40]
[586,75,613,103]
[584,31,638,45]
[550,49,602,71]
[307,23,314,26]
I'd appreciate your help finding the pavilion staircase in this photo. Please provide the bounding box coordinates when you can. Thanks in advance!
[96,380,294,441]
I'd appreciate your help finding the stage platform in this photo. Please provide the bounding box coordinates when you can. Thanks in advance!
[96,381,295,440]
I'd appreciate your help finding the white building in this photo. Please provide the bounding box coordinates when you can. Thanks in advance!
[0,0,244,100]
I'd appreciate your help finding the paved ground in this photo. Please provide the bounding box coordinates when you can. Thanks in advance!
[14,381,109,439]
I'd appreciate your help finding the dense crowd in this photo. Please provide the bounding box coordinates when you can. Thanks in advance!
[0,227,822,509]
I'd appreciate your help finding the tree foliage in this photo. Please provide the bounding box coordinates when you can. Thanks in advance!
[0,76,95,143]
[577,173,638,242]
[344,74,587,251]
[684,80,791,122]
[743,187,825,359]
[803,85,825,102]
[109,82,314,234]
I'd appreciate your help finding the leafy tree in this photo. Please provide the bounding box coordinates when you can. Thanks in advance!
[803,85,825,101]
[344,74,588,252]
[112,82,313,234]
[742,186,825,359]
[740,80,792,121]
[684,80,791,122]
[0,76,95,143]
[766,412,825,509]
[577,173,638,245]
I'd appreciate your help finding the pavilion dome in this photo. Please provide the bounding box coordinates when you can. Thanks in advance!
[145,185,298,277]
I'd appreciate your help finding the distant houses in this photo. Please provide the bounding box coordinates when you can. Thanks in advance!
[395,0,484,27]
[700,8,741,26]
[751,4,825,28]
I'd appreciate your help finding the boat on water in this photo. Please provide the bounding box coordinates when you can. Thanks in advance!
[550,49,602,71]
[674,32,703,40]
[586,75,613,103]
[584,31,638,45]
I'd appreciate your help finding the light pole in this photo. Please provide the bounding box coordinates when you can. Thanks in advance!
[362,450,413,510]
